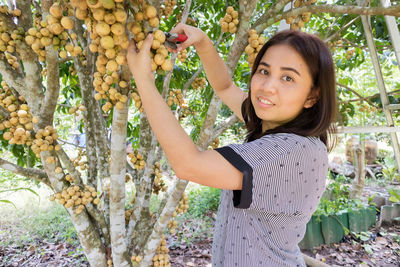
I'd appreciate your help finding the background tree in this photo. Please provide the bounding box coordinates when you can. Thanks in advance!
[0,0,399,267]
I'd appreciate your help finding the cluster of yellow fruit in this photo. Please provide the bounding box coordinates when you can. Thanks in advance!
[345,48,356,59]
[286,0,316,30]
[49,184,99,214]
[176,13,197,26]
[359,103,377,113]
[3,52,19,70]
[0,21,23,70]
[0,5,21,16]
[72,147,88,171]
[69,64,77,76]
[191,77,207,90]
[152,162,167,195]
[177,48,187,63]
[24,4,78,62]
[93,72,130,112]
[166,219,178,234]
[211,137,220,149]
[160,0,177,17]
[128,2,172,72]
[31,126,61,158]
[219,6,239,33]
[130,254,143,264]
[167,193,189,234]
[327,39,343,51]
[128,150,146,170]
[131,92,144,113]
[176,193,189,214]
[74,0,131,112]
[166,89,187,109]
[0,82,37,146]
[65,173,74,183]
[69,103,86,115]
[152,235,170,267]
[245,29,265,67]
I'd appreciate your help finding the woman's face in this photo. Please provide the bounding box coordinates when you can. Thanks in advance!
[250,44,317,132]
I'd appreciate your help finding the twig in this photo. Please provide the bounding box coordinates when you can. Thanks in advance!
[337,82,379,108]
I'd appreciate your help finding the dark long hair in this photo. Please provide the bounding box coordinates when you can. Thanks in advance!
[241,30,337,151]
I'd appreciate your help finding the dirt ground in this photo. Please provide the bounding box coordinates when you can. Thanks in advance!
[1,220,399,267]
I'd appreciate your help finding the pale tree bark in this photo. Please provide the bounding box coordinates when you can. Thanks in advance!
[110,101,131,267]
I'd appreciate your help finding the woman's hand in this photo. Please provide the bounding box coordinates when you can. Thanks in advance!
[126,34,155,85]
[169,23,208,52]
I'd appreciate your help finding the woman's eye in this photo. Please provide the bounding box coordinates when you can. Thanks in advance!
[260,69,268,75]
[283,75,293,82]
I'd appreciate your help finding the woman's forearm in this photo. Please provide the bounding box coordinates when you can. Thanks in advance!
[135,78,199,177]
[194,35,233,92]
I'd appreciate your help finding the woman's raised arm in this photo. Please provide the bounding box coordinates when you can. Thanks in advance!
[170,23,247,121]
[126,35,243,190]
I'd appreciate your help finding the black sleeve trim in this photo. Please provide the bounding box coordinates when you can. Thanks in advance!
[215,146,253,209]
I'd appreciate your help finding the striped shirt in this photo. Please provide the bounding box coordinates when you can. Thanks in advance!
[213,133,328,267]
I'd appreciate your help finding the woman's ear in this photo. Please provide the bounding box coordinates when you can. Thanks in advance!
[304,88,320,108]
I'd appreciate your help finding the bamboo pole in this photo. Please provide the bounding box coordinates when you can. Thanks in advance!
[380,0,400,72]
[357,0,400,171]
[336,126,400,134]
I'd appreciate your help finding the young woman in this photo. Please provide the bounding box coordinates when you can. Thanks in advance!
[127,23,337,267]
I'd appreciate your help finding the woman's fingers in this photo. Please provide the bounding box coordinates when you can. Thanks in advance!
[170,22,185,34]
[128,39,138,54]
[142,34,153,54]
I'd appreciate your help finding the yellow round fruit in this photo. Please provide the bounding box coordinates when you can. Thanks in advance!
[161,59,173,71]
[92,8,105,21]
[135,12,144,22]
[104,13,116,25]
[61,17,74,30]
[153,30,165,43]
[149,17,159,28]
[115,55,126,65]
[102,0,115,9]
[96,22,111,36]
[86,0,102,9]
[130,23,141,35]
[115,101,124,110]
[154,53,165,65]
[75,8,88,20]
[3,131,12,140]
[145,6,157,18]
[105,48,116,59]
[106,60,118,72]
[114,9,127,23]
[100,36,114,49]
[151,39,161,50]
[49,3,63,18]
[111,23,124,36]
[226,6,234,14]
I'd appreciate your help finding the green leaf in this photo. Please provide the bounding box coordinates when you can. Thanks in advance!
[0,199,16,208]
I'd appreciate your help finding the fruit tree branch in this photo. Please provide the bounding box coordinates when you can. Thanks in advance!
[0,157,50,186]
[254,4,400,33]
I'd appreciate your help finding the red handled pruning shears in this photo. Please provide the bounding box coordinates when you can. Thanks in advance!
[164,32,188,50]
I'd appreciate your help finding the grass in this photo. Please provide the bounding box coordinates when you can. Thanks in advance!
[0,184,219,251]
[0,203,78,247]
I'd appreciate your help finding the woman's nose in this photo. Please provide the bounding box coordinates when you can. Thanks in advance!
[261,77,278,94]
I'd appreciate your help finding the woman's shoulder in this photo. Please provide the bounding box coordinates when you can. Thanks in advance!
[258,133,327,151]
